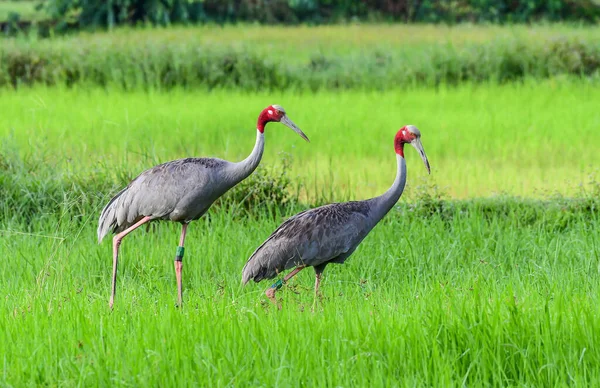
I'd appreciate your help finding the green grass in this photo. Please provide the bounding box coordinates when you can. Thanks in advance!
[1,79,599,199]
[2,24,600,89]
[2,24,600,386]
[1,79,599,386]
[0,0,44,22]
[1,197,599,386]
[15,23,600,60]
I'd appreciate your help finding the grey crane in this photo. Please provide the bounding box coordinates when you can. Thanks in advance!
[97,105,309,308]
[241,125,430,307]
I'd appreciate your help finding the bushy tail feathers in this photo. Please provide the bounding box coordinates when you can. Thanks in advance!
[241,255,277,285]
[97,187,127,243]
[241,262,254,285]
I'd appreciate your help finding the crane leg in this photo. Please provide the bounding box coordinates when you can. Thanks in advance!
[110,216,153,309]
[314,263,326,297]
[174,223,189,307]
[265,265,306,309]
[312,264,326,312]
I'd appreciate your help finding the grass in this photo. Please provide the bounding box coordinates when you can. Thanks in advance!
[0,0,44,22]
[1,196,599,386]
[2,23,600,387]
[1,79,599,200]
[1,79,599,386]
[13,23,600,60]
[1,24,600,89]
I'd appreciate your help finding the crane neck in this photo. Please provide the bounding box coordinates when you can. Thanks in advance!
[368,153,407,223]
[230,129,265,181]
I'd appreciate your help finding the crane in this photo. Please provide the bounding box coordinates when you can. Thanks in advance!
[98,105,309,308]
[241,125,430,307]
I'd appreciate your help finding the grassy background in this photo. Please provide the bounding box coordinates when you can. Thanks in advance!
[0,0,43,22]
[1,80,598,199]
[1,24,600,386]
[1,24,600,89]
[10,24,600,57]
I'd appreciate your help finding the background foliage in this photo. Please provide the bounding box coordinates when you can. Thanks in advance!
[1,27,600,90]
[30,0,600,30]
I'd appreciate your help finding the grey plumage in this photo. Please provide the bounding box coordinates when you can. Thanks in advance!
[242,125,431,301]
[97,157,234,242]
[98,105,309,247]
[97,105,310,308]
[241,201,374,283]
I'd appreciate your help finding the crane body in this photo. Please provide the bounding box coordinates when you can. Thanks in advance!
[242,125,430,307]
[98,105,309,308]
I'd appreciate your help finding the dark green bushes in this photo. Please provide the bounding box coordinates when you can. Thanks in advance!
[1,36,599,90]
[40,0,600,29]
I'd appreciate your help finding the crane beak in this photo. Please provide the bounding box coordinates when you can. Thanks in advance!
[410,138,431,174]
[280,115,310,142]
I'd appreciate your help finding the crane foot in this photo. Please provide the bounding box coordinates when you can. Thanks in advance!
[265,288,282,310]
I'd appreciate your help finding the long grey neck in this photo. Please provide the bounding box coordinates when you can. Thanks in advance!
[230,130,265,181]
[368,154,407,224]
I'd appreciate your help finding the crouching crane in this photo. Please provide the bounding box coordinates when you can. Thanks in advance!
[98,105,309,308]
[241,125,430,307]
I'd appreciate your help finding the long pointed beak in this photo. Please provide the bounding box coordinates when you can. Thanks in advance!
[410,138,431,174]
[280,115,310,142]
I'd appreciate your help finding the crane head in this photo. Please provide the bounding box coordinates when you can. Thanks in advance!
[257,105,310,142]
[395,125,431,174]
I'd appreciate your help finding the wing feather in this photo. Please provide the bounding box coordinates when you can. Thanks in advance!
[241,201,372,283]
[97,157,231,241]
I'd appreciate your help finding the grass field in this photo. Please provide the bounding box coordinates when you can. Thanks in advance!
[2,23,600,90]
[0,0,42,22]
[14,23,600,60]
[2,24,600,386]
[2,194,599,386]
[1,79,599,199]
[1,79,600,386]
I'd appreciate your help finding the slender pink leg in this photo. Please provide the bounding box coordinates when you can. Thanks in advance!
[110,216,153,309]
[314,272,322,296]
[265,266,306,309]
[312,264,326,312]
[313,264,326,297]
[174,223,189,307]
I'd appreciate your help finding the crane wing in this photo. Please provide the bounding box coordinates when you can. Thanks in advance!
[242,201,372,283]
[98,157,231,241]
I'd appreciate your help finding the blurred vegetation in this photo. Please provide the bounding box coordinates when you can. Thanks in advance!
[0,1,43,21]
[0,141,300,228]
[38,0,600,29]
[0,0,599,34]
[0,32,599,89]
[1,140,598,230]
